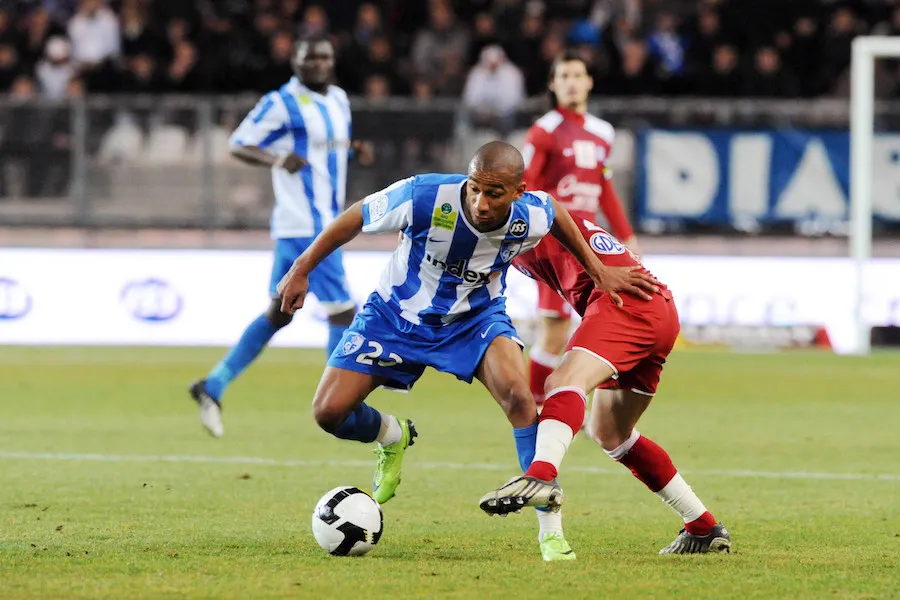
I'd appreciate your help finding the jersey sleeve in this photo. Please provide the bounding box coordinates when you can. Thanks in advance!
[361,176,416,234]
[522,125,553,191]
[229,92,290,149]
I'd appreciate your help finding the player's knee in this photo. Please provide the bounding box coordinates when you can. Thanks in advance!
[264,299,293,328]
[311,395,347,433]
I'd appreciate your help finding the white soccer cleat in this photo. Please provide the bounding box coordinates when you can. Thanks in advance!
[479,476,565,515]
[189,380,224,438]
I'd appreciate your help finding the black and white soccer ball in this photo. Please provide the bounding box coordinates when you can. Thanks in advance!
[311,486,383,556]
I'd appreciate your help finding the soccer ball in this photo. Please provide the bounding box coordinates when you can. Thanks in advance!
[311,486,383,556]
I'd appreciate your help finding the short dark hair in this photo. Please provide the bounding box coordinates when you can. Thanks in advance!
[547,49,587,109]
[293,32,332,54]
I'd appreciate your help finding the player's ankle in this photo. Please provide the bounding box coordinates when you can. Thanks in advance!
[684,511,717,536]
[525,460,558,482]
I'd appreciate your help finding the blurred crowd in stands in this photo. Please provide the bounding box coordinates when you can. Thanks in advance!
[0,0,899,104]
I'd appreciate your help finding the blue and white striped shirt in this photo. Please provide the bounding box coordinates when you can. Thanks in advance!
[230,77,352,239]
[361,174,556,325]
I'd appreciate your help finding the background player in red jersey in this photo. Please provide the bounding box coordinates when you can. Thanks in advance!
[522,50,641,404]
[479,218,732,556]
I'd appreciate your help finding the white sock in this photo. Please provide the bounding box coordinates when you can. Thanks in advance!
[655,473,708,523]
[536,508,563,542]
[376,414,401,446]
[530,345,561,368]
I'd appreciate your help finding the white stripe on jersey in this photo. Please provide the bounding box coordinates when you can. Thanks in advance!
[398,183,459,323]
[361,174,556,325]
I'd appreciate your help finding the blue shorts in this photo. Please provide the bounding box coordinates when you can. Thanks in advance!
[328,293,523,391]
[269,237,354,315]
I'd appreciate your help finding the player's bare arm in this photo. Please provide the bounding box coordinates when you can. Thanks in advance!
[230,145,307,173]
[547,196,657,306]
[277,202,364,313]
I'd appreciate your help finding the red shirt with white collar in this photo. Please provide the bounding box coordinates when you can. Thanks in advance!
[522,107,634,240]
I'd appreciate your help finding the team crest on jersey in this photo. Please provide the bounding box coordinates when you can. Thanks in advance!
[590,232,626,255]
[509,218,528,238]
[432,204,457,230]
[367,193,389,223]
[340,332,365,356]
[499,240,523,263]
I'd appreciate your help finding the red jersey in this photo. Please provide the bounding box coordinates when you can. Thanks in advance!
[513,217,669,317]
[522,107,634,240]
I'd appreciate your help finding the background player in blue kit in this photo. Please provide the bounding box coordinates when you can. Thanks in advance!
[278,141,657,560]
[188,35,373,438]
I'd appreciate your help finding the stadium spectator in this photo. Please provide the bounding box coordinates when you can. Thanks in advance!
[119,1,160,59]
[22,7,63,68]
[67,0,119,65]
[462,44,525,135]
[0,0,894,100]
[742,46,798,98]
[695,43,741,97]
[35,35,74,99]
[411,1,469,95]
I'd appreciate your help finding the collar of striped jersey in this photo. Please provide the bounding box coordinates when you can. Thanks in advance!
[288,76,328,100]
[458,179,515,238]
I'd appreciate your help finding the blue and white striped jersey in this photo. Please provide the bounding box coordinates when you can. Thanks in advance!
[230,77,352,239]
[360,173,556,326]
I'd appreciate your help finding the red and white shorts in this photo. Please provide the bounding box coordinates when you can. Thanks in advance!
[537,280,573,319]
[566,293,680,396]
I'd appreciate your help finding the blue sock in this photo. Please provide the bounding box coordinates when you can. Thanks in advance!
[332,402,383,443]
[513,422,538,473]
[515,422,553,514]
[205,314,280,400]
[327,323,346,357]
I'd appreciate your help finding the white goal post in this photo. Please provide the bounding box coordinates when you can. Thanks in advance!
[849,36,900,355]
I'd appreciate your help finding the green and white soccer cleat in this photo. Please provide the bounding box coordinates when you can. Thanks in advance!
[372,419,417,504]
[539,533,577,562]
[479,476,565,515]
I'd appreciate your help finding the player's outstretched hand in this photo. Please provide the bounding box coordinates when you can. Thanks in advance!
[277,264,310,315]
[594,265,658,307]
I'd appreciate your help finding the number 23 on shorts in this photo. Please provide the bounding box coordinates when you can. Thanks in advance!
[356,341,403,368]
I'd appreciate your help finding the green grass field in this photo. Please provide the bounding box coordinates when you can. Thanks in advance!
[1,346,899,600]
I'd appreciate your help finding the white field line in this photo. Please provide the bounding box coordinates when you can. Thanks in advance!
[0,450,898,482]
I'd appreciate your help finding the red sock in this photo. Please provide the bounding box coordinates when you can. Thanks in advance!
[524,388,586,481]
[538,388,586,434]
[616,435,716,536]
[525,460,557,481]
[618,435,678,492]
[685,511,717,536]
[528,358,554,405]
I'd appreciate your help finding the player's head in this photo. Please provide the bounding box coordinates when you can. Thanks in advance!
[465,141,526,232]
[292,34,334,92]
[548,50,593,112]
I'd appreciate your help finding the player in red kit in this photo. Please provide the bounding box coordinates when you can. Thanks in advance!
[523,51,641,404]
[479,218,732,556]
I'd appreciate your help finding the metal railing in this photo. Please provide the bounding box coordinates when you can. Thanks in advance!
[0,94,896,230]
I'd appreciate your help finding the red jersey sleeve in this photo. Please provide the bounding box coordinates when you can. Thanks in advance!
[522,125,554,192]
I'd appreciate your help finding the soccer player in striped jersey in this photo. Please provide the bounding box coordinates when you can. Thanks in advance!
[189,35,372,438]
[278,142,657,560]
